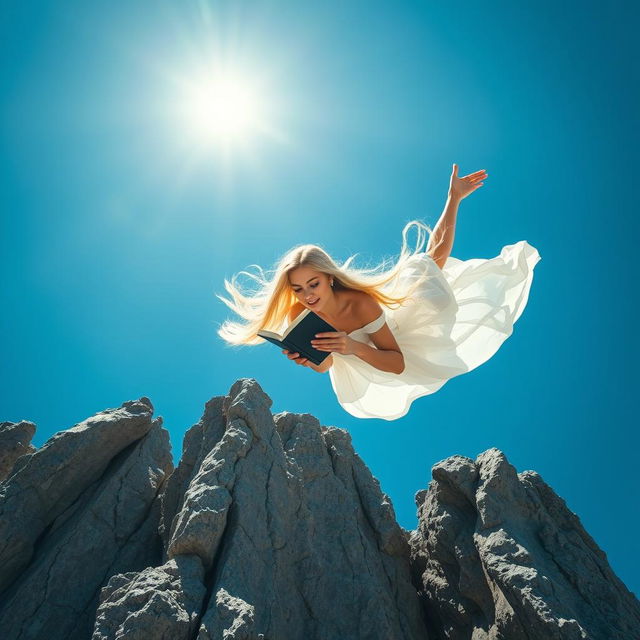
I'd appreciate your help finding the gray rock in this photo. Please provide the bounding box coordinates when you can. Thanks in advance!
[2,379,638,640]
[92,555,207,640]
[409,447,640,640]
[211,588,258,639]
[159,396,226,551]
[0,417,173,640]
[193,384,427,640]
[0,420,36,481]
[108,378,428,640]
[0,398,156,594]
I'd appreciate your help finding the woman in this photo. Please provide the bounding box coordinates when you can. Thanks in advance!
[217,164,541,420]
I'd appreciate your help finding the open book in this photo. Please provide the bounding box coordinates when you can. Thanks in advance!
[257,309,337,365]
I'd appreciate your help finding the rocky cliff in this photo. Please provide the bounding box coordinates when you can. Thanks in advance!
[0,378,638,640]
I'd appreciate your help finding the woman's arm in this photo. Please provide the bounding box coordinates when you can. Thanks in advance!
[426,193,461,270]
[307,354,333,373]
[311,329,404,375]
[351,340,404,374]
[311,297,405,375]
[426,164,488,269]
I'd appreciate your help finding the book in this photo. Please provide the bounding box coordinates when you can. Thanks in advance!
[257,309,337,365]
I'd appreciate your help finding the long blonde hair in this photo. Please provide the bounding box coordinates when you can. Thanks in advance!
[217,219,436,346]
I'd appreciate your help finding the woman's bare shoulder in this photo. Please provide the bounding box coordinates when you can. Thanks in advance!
[352,291,384,324]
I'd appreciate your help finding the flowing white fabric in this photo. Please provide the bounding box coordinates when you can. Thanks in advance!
[328,240,541,420]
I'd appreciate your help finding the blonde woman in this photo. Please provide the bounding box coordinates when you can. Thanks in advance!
[218,164,541,420]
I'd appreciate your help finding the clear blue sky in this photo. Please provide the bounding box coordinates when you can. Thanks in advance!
[2,1,638,596]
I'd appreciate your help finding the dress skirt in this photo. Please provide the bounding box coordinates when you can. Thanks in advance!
[328,240,541,420]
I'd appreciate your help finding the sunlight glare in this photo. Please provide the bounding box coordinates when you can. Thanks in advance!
[181,71,263,144]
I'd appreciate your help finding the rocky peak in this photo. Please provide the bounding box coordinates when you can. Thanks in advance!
[0,378,637,639]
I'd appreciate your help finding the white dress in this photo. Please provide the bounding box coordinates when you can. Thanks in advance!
[328,240,541,420]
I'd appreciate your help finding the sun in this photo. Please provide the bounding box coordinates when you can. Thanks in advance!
[179,70,264,145]
[159,53,291,158]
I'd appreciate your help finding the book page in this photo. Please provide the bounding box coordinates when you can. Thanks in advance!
[282,308,310,338]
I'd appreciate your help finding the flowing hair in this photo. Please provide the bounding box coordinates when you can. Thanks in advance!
[216,219,436,346]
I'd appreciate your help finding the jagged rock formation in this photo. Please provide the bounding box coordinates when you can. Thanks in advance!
[409,451,640,640]
[0,378,638,640]
[92,381,427,640]
[0,399,172,639]
[0,420,36,482]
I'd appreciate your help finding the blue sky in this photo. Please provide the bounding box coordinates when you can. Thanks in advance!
[2,1,638,595]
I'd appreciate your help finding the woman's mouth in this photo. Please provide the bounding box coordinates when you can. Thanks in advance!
[308,298,319,306]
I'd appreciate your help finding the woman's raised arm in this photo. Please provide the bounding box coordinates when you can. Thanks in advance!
[426,164,488,269]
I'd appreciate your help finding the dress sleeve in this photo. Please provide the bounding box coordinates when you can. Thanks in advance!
[364,312,386,334]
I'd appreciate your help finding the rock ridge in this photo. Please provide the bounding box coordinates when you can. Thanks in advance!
[0,378,636,640]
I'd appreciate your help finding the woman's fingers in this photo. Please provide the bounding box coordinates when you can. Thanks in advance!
[313,343,344,352]
[449,166,488,201]
[282,349,309,365]
[312,337,344,347]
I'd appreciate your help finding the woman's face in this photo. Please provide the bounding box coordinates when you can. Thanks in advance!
[288,266,334,312]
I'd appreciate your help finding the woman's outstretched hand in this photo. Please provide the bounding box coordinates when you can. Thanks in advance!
[448,164,488,201]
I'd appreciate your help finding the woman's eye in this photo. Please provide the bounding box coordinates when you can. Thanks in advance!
[311,283,318,288]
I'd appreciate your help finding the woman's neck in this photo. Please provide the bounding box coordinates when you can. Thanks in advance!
[315,289,352,325]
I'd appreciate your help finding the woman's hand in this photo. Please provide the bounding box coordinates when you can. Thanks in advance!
[311,332,358,355]
[448,164,488,202]
[282,349,311,367]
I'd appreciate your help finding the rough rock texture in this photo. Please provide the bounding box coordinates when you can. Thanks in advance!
[409,449,640,640]
[113,379,427,640]
[0,399,173,640]
[92,555,207,640]
[0,420,36,481]
[1,378,638,640]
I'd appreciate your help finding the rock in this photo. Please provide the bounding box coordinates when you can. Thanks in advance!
[409,447,640,640]
[0,401,173,640]
[93,379,427,639]
[0,398,156,594]
[2,380,638,640]
[92,555,206,640]
[159,396,226,552]
[150,378,426,639]
[0,420,36,481]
